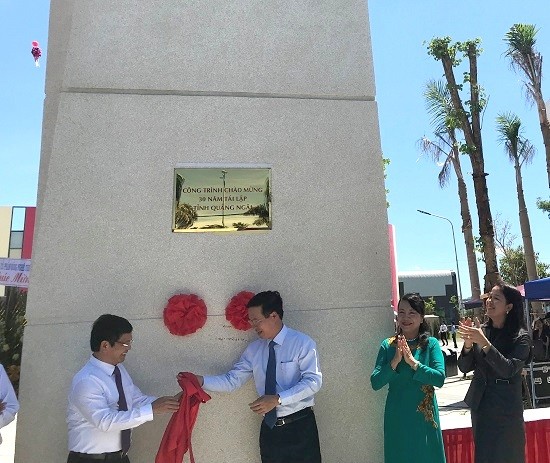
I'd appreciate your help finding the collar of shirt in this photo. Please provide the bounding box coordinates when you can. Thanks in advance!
[271,324,288,346]
[89,355,117,376]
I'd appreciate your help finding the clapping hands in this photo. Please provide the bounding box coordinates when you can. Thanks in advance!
[391,335,419,370]
[458,317,488,349]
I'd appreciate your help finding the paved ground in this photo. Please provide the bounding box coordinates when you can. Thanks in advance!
[436,342,474,430]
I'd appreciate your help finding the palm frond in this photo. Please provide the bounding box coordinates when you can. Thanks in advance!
[504,24,538,57]
[437,158,452,188]
[518,139,536,165]
[504,24,543,104]
[424,80,459,134]
[417,136,453,187]
[417,135,450,163]
[496,112,535,165]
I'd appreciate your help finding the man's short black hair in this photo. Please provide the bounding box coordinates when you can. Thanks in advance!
[90,314,133,352]
[247,291,284,320]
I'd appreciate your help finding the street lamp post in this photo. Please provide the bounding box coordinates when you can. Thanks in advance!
[417,209,464,313]
[220,170,227,227]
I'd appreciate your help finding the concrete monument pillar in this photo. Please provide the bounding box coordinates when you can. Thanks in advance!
[17,1,392,461]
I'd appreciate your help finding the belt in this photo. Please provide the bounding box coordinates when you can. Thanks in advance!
[494,378,510,384]
[69,451,126,461]
[274,407,313,427]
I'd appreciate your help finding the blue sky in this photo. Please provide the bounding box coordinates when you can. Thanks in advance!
[0,1,48,209]
[1,1,549,298]
[370,1,550,298]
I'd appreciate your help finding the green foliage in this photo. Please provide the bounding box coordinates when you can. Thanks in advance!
[495,112,535,165]
[449,295,459,310]
[427,37,459,64]
[0,288,27,393]
[174,203,198,229]
[424,297,437,315]
[232,222,248,230]
[427,37,482,67]
[499,245,550,286]
[383,157,390,207]
[474,236,485,262]
[504,24,538,57]
[536,198,550,217]
[427,37,486,130]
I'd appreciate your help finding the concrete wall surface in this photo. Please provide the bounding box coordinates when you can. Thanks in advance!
[17,1,393,462]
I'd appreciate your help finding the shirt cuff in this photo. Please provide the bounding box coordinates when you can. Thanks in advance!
[202,376,215,391]
[143,403,155,421]
[278,390,290,406]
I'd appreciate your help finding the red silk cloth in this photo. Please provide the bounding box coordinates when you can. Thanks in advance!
[163,294,207,336]
[155,373,211,463]
[443,419,550,463]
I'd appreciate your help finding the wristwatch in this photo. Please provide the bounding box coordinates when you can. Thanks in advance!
[277,395,282,405]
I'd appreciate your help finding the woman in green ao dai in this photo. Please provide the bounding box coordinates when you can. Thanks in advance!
[371,293,446,463]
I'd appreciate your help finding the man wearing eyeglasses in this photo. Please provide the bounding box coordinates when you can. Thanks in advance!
[187,291,323,463]
[67,314,180,463]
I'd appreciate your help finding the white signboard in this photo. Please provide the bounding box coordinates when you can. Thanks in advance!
[0,258,31,288]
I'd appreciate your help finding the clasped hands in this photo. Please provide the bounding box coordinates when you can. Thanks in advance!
[458,318,489,350]
[390,335,419,371]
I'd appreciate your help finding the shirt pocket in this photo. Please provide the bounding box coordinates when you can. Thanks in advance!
[278,360,300,389]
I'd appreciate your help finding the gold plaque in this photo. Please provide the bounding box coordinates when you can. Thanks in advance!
[173,167,272,232]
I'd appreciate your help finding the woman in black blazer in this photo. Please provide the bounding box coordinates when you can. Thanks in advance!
[458,283,531,463]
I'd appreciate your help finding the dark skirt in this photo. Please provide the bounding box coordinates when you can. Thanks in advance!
[471,384,525,463]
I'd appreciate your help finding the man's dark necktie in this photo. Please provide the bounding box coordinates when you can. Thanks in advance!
[113,365,131,454]
[264,340,277,428]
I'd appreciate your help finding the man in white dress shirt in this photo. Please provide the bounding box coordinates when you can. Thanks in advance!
[189,291,323,463]
[0,363,19,445]
[67,314,180,463]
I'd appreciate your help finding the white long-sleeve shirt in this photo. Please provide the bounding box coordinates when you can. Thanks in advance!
[203,325,322,417]
[67,355,156,453]
[0,364,19,445]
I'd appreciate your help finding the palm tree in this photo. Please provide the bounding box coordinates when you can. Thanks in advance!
[495,112,538,282]
[174,203,198,229]
[419,80,481,300]
[428,38,500,291]
[504,24,550,190]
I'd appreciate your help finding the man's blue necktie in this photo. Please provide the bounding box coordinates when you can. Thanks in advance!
[113,366,131,454]
[264,340,277,428]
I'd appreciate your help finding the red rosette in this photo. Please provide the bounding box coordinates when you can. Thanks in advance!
[225,291,254,331]
[163,294,207,336]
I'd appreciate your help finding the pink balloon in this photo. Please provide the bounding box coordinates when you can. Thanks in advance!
[31,41,39,47]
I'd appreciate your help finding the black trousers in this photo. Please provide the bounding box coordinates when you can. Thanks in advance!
[67,451,130,463]
[259,409,322,463]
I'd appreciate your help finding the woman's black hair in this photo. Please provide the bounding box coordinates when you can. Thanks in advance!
[398,293,431,350]
[487,283,526,336]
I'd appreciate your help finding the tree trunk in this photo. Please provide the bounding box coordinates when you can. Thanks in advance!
[453,155,481,300]
[535,97,550,189]
[437,47,499,292]
[515,163,538,281]
[471,158,499,291]
[467,48,499,291]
